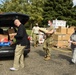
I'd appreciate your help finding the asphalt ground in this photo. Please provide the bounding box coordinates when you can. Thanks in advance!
[0,44,76,75]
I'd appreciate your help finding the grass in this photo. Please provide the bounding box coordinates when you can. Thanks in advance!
[26,29,32,36]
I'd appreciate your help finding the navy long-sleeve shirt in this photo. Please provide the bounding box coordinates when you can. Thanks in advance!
[15,24,29,46]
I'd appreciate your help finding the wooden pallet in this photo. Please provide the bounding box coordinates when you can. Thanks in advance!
[53,45,68,48]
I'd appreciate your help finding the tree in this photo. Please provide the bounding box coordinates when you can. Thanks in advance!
[26,0,45,27]
[43,0,76,26]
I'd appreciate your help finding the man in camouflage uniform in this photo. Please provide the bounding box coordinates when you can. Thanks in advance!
[31,23,39,47]
[43,20,54,61]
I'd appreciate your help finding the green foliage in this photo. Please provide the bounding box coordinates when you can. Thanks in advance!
[26,29,31,36]
[43,0,76,26]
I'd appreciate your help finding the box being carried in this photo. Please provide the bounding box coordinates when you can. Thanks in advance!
[9,33,17,40]
[39,28,48,33]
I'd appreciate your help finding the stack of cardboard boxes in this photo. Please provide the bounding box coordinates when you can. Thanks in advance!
[53,26,74,48]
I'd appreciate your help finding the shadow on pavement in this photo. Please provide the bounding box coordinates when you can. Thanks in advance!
[58,54,71,63]
[0,55,29,61]
[0,56,14,61]
[35,50,45,57]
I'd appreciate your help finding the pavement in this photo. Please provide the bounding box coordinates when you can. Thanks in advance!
[0,44,76,75]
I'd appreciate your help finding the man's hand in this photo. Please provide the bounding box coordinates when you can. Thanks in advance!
[68,40,76,45]
[9,40,14,45]
[68,39,72,43]
[72,42,76,45]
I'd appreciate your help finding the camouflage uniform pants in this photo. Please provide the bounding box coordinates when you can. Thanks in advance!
[33,34,39,46]
[43,37,53,57]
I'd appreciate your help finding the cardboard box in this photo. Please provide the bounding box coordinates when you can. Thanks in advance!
[66,28,74,34]
[54,32,61,34]
[0,34,8,42]
[53,40,69,47]
[62,35,66,40]
[56,28,60,32]
[53,34,63,41]
[53,40,63,47]
[9,33,16,40]
[62,41,69,46]
[8,29,15,34]
[39,28,48,33]
[53,34,71,41]
[62,34,71,41]
[58,26,66,34]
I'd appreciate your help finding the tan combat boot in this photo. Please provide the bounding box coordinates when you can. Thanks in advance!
[44,55,47,58]
[36,44,38,47]
[34,44,36,47]
[44,56,51,61]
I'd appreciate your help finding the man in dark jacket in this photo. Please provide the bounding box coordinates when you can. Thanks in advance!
[10,19,29,71]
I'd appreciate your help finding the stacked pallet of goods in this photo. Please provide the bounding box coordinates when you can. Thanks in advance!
[53,26,74,48]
